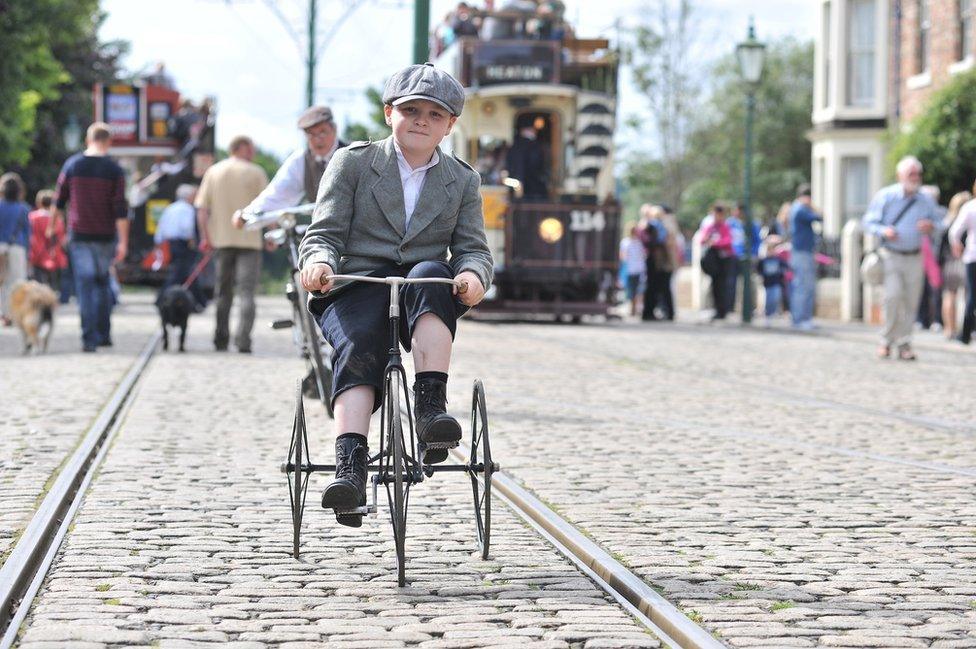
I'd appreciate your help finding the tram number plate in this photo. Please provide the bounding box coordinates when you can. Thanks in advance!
[569,210,606,232]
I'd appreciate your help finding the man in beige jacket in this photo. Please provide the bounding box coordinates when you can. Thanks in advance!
[195,135,268,353]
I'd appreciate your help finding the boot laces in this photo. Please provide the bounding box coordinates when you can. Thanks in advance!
[416,381,447,414]
[336,444,368,481]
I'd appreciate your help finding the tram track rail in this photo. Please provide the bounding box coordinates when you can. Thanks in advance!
[0,333,160,647]
[449,444,724,649]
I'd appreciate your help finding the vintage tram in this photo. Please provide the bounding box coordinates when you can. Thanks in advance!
[435,21,620,318]
[92,78,216,286]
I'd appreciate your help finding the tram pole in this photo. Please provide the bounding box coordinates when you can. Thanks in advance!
[413,0,430,63]
[306,0,317,107]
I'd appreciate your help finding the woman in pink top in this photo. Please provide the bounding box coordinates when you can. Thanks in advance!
[698,203,733,319]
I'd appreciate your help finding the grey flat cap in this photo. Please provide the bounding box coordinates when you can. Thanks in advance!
[383,63,465,116]
[297,105,334,129]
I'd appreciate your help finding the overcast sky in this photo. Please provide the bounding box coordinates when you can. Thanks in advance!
[99,0,814,159]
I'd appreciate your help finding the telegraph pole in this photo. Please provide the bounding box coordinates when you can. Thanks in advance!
[306,0,317,107]
[413,0,430,63]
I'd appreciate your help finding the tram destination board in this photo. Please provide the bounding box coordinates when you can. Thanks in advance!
[472,41,559,86]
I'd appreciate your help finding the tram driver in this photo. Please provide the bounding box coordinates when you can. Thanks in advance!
[298,63,493,528]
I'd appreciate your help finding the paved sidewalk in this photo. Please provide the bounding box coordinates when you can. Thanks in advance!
[448,317,976,649]
[14,298,661,648]
[0,295,158,562]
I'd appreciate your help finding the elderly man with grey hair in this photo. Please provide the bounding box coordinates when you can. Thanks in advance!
[862,156,937,360]
[155,183,205,309]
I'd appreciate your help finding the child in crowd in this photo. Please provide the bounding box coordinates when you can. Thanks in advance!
[28,190,68,290]
[298,63,493,527]
[757,234,790,327]
[619,225,646,317]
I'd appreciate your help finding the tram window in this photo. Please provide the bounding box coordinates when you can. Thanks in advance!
[503,112,556,200]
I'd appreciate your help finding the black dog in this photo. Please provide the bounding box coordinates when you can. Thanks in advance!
[156,286,196,352]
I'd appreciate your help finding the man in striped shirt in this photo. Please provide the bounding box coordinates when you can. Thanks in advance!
[52,122,129,352]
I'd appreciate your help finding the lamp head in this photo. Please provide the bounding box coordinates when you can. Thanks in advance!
[736,19,767,86]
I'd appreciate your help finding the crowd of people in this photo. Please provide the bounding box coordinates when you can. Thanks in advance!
[616,154,976,361]
[862,156,975,358]
[0,174,75,328]
[0,100,349,355]
[618,204,685,321]
[431,0,570,56]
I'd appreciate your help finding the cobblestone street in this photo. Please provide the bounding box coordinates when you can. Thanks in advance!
[449,318,976,648]
[0,297,158,563]
[2,296,975,648]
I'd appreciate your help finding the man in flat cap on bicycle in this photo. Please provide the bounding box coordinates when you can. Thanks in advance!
[298,62,493,528]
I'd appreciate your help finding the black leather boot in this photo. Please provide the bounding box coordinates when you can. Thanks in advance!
[322,434,369,527]
[414,378,461,464]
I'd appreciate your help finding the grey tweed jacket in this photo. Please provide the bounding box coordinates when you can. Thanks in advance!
[299,136,493,314]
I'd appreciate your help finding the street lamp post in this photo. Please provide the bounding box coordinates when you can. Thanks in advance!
[62,114,82,152]
[735,19,766,325]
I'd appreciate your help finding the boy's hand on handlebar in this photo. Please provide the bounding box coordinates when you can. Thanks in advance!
[454,271,484,306]
[301,262,334,293]
[232,209,247,230]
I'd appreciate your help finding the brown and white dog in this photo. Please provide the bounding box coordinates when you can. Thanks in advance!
[10,280,57,354]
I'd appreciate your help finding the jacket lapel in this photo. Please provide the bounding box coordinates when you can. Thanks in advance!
[402,148,457,244]
[370,138,406,238]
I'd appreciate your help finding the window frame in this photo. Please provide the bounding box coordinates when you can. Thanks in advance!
[918,0,931,73]
[961,0,974,61]
[846,0,876,107]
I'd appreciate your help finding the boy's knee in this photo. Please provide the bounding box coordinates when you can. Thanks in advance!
[408,260,452,279]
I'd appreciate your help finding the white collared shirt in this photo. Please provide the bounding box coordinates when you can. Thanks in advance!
[247,140,339,213]
[393,141,439,230]
[951,199,976,264]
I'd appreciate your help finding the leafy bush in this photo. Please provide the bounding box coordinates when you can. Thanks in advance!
[890,69,976,198]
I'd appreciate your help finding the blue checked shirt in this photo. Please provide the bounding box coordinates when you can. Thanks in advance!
[862,184,938,253]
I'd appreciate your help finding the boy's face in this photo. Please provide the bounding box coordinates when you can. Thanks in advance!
[385,99,456,154]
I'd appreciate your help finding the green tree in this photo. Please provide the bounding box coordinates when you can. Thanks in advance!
[0,1,127,192]
[680,37,813,230]
[342,86,391,143]
[622,0,701,216]
[890,68,976,199]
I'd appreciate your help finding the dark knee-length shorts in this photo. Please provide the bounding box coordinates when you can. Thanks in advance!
[317,261,469,412]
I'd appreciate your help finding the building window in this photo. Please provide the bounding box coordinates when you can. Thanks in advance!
[847,0,876,107]
[918,0,931,72]
[842,157,870,222]
[823,1,832,108]
[961,0,974,60]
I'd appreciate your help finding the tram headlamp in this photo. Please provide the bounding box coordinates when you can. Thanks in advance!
[538,217,564,244]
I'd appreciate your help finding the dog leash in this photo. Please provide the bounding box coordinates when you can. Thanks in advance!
[181,250,213,290]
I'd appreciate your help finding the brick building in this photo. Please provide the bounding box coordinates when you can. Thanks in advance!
[810,0,973,239]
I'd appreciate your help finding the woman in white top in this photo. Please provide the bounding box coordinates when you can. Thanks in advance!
[949,190,976,344]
